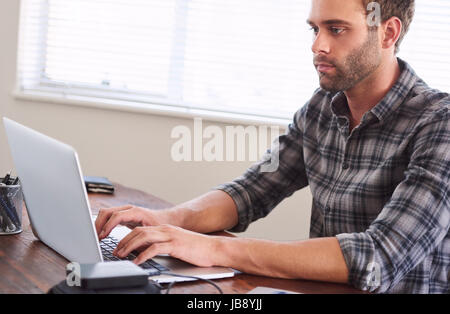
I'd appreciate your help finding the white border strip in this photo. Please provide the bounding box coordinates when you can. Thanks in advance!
[13,89,291,128]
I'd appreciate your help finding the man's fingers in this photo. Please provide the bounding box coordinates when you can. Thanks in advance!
[134,243,172,265]
[116,232,150,258]
[115,227,172,258]
[113,228,142,255]
[99,208,139,239]
[95,205,133,235]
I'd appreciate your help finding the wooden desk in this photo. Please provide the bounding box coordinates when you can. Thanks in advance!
[0,183,363,294]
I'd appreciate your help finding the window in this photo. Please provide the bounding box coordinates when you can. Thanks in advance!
[398,0,450,92]
[17,0,450,122]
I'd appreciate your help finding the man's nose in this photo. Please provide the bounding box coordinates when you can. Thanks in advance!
[311,31,331,55]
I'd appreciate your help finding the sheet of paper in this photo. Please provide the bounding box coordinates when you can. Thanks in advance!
[247,286,300,294]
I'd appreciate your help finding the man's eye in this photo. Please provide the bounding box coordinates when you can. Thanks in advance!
[310,26,319,34]
[330,27,344,34]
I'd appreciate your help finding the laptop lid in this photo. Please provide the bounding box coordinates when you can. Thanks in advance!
[3,117,102,263]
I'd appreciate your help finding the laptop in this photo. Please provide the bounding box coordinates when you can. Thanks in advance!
[3,117,235,284]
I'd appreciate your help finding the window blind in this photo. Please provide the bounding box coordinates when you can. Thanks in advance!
[17,0,450,121]
[398,0,450,92]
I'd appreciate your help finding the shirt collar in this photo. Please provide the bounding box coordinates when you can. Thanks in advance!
[370,58,418,122]
[330,58,419,125]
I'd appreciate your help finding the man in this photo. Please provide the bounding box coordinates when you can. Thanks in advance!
[95,0,449,293]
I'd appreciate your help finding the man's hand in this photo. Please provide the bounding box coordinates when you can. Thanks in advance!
[94,204,349,283]
[95,205,171,240]
[113,224,219,267]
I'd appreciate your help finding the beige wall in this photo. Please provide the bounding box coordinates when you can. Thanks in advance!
[0,0,312,241]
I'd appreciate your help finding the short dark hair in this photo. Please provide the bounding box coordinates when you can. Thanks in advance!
[362,0,415,54]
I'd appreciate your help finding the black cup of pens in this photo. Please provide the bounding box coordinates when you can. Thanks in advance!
[0,173,23,235]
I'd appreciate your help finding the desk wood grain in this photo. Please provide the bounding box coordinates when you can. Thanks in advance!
[0,183,364,294]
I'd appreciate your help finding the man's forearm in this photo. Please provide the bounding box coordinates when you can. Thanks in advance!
[166,190,238,234]
[162,191,349,283]
[214,236,349,284]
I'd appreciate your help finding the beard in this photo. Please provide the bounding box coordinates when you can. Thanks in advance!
[315,30,381,93]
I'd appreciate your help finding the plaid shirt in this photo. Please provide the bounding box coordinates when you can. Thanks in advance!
[215,59,450,294]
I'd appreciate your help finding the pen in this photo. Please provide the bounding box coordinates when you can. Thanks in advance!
[0,184,21,227]
[0,172,21,231]
[0,187,8,230]
[0,196,19,227]
[0,197,16,231]
[0,206,11,230]
[1,170,11,184]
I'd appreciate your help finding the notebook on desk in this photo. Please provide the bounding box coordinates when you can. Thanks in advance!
[3,117,235,284]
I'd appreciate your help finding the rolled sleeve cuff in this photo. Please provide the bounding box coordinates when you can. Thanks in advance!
[336,232,386,293]
[212,182,253,233]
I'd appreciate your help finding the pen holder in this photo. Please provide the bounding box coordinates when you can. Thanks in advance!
[0,179,23,235]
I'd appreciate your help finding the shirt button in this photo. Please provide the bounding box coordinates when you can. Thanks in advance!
[342,163,350,170]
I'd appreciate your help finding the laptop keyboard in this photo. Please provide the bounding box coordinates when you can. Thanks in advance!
[100,236,169,276]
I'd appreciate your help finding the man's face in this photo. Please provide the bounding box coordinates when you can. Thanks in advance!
[308,0,382,93]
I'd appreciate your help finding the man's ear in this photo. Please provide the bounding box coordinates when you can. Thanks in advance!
[381,16,402,50]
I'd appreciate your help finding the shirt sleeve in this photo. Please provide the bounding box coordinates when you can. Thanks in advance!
[213,104,310,232]
[336,106,450,293]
